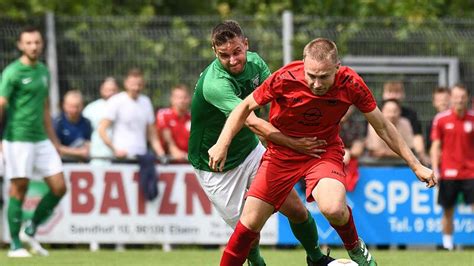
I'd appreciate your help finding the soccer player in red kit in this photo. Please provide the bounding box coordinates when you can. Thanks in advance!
[430,84,474,251]
[209,38,437,266]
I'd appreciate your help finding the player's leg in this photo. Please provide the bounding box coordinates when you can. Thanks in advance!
[3,140,34,257]
[437,180,457,251]
[279,189,334,265]
[22,140,65,256]
[220,196,274,266]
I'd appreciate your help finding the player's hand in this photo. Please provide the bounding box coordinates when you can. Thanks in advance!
[288,136,326,158]
[413,164,437,188]
[208,144,228,172]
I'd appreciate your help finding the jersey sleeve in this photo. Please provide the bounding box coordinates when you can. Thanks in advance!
[144,97,155,125]
[430,115,442,141]
[156,109,168,129]
[253,71,283,106]
[255,53,271,81]
[348,71,377,113]
[85,118,93,141]
[103,95,119,122]
[203,79,242,117]
[0,67,15,99]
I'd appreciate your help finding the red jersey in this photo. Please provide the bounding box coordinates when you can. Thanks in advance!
[253,61,376,160]
[156,108,191,152]
[431,109,474,180]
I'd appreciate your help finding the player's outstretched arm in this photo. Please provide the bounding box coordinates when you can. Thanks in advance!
[364,107,437,188]
[208,93,260,172]
[245,112,326,157]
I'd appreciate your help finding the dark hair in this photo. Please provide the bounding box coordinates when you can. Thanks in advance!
[211,20,244,47]
[125,68,143,78]
[381,98,402,110]
[432,86,450,96]
[303,38,339,63]
[18,26,42,41]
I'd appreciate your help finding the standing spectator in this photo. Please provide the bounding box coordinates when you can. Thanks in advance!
[366,99,415,159]
[156,84,191,162]
[0,26,67,258]
[98,68,165,160]
[83,77,119,166]
[54,90,92,162]
[430,84,474,251]
[82,77,119,252]
[383,81,429,164]
[426,87,450,150]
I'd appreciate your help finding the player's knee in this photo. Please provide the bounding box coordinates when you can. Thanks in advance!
[319,204,345,223]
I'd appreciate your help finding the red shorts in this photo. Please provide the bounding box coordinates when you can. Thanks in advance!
[247,148,346,211]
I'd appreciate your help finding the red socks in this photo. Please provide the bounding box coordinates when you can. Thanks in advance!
[331,206,359,250]
[220,221,259,266]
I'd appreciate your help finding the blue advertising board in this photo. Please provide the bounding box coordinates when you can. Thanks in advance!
[278,167,474,245]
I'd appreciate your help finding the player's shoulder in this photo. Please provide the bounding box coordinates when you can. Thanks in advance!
[246,51,265,64]
[433,109,452,123]
[1,60,22,76]
[157,107,173,116]
[273,60,304,80]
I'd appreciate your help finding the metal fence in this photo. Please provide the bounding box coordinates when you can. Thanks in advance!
[1,14,474,134]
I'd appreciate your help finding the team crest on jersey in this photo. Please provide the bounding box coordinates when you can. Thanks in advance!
[252,75,260,89]
[464,121,473,133]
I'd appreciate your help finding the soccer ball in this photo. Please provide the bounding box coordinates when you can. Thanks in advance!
[328,258,358,266]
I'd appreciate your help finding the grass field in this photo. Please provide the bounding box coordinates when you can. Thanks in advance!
[0,248,473,266]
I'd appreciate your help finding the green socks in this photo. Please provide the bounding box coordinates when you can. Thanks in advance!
[26,191,62,236]
[289,210,324,262]
[7,197,23,250]
[247,245,266,266]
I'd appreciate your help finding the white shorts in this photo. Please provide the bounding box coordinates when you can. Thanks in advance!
[3,139,63,180]
[194,143,265,228]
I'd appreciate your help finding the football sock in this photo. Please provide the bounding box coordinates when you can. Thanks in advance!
[7,197,23,250]
[220,221,259,266]
[442,234,454,250]
[28,191,63,236]
[247,245,265,266]
[289,210,324,262]
[331,206,359,250]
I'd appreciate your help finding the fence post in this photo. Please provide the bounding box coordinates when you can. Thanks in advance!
[282,10,293,65]
[45,12,60,117]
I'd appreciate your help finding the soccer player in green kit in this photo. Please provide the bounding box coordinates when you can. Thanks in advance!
[0,27,67,257]
[188,21,333,266]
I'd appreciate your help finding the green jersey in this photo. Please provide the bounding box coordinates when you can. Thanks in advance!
[189,51,271,172]
[0,59,49,142]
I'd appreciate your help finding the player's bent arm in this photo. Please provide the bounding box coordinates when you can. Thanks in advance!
[0,97,7,124]
[43,100,61,149]
[147,123,166,157]
[364,107,436,187]
[98,119,115,151]
[208,94,260,171]
[430,140,441,177]
[245,112,326,158]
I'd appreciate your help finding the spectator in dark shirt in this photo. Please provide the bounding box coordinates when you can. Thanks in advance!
[54,90,92,161]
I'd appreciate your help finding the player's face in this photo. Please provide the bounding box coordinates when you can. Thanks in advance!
[450,87,468,113]
[171,89,190,112]
[17,31,43,62]
[124,75,144,99]
[303,58,339,96]
[432,92,450,112]
[213,37,248,75]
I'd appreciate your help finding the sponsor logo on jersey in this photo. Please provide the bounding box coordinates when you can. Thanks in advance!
[464,121,472,133]
[22,77,32,84]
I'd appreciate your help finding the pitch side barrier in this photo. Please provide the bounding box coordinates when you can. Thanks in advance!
[1,162,473,246]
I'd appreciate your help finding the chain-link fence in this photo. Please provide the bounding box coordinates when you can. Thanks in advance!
[1,15,474,134]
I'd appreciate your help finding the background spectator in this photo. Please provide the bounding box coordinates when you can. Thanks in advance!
[366,99,414,159]
[156,84,191,162]
[383,81,429,164]
[426,87,450,150]
[430,84,474,251]
[83,77,119,166]
[54,90,92,162]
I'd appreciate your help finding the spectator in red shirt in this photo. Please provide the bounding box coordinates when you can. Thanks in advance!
[430,84,474,251]
[156,84,191,162]
[209,38,437,266]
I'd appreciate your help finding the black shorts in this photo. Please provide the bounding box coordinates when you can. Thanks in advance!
[437,179,474,209]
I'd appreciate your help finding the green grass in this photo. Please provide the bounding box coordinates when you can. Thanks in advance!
[1,248,473,266]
